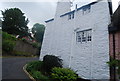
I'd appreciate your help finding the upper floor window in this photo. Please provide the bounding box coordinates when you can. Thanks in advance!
[68,13,74,20]
[82,6,91,15]
[68,14,71,20]
[76,29,92,43]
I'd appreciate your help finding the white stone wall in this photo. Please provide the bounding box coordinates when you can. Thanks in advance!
[40,0,111,79]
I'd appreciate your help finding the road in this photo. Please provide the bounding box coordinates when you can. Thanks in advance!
[2,57,39,81]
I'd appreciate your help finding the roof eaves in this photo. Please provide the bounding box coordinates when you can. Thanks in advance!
[60,10,75,17]
[45,18,54,23]
[60,0,102,17]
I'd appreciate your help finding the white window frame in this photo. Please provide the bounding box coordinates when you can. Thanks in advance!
[76,29,92,43]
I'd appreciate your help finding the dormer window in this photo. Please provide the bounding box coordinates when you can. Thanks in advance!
[68,13,74,20]
[82,5,91,15]
[72,13,74,19]
[68,14,71,20]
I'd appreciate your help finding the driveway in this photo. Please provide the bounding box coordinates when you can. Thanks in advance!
[2,57,39,81]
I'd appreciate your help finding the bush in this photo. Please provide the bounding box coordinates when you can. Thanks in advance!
[107,58,120,78]
[32,42,39,48]
[32,71,50,81]
[2,40,16,52]
[2,32,16,52]
[2,32,17,41]
[21,38,27,42]
[51,67,78,81]
[26,61,43,72]
[43,55,62,72]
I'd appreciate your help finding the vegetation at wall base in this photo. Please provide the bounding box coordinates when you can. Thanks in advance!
[43,55,63,73]
[26,55,80,81]
[31,42,40,48]
[12,51,34,57]
[51,67,78,81]
[107,58,120,78]
[2,31,39,57]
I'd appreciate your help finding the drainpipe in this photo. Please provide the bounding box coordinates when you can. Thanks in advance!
[112,32,116,81]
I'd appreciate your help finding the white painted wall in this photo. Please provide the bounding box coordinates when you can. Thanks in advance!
[40,0,111,79]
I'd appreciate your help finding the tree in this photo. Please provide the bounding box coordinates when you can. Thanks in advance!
[2,8,29,37]
[32,23,45,43]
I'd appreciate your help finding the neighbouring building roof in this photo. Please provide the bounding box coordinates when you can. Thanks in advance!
[109,5,120,32]
[112,5,120,28]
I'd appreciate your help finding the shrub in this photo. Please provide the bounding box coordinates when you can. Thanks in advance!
[32,42,39,48]
[43,55,62,72]
[107,58,120,77]
[107,58,119,66]
[2,32,17,41]
[26,61,43,72]
[2,40,16,52]
[32,71,50,81]
[51,67,78,81]
[21,38,27,42]
[2,32,16,52]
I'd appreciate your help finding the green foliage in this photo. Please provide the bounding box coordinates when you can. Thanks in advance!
[26,60,79,81]
[43,55,63,72]
[107,59,120,66]
[21,38,27,42]
[2,40,16,52]
[107,58,120,75]
[26,61,43,72]
[26,61,50,81]
[31,71,49,81]
[32,42,39,48]
[51,67,78,81]
[2,32,16,52]
[2,32,17,41]
[2,8,29,37]
[12,51,33,57]
[32,23,45,43]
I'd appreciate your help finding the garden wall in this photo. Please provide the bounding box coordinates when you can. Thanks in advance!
[13,40,38,56]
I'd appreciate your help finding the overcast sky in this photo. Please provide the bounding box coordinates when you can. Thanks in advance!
[0,0,119,29]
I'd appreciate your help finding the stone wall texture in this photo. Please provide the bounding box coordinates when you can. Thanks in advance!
[13,40,38,56]
[40,0,111,79]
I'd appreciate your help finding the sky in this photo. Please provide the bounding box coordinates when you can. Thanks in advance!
[0,0,119,29]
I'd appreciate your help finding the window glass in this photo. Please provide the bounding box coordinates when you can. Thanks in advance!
[76,29,92,43]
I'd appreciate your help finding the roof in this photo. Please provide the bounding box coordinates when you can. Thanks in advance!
[109,5,120,32]
[112,5,120,27]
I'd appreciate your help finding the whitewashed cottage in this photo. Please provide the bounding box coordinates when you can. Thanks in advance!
[40,0,112,79]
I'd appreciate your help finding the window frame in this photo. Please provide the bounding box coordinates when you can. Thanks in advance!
[76,29,92,43]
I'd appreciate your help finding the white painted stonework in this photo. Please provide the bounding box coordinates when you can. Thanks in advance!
[40,0,111,79]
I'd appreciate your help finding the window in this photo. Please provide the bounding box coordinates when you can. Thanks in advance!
[68,13,74,20]
[76,29,92,43]
[82,6,91,15]
[68,14,71,20]
[72,13,74,19]
[87,30,92,41]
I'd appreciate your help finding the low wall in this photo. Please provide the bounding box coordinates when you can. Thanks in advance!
[13,40,39,56]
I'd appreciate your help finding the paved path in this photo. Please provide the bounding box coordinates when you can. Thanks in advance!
[2,57,39,81]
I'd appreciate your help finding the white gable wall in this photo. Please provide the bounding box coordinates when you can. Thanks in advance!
[70,1,110,79]
[40,0,111,79]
